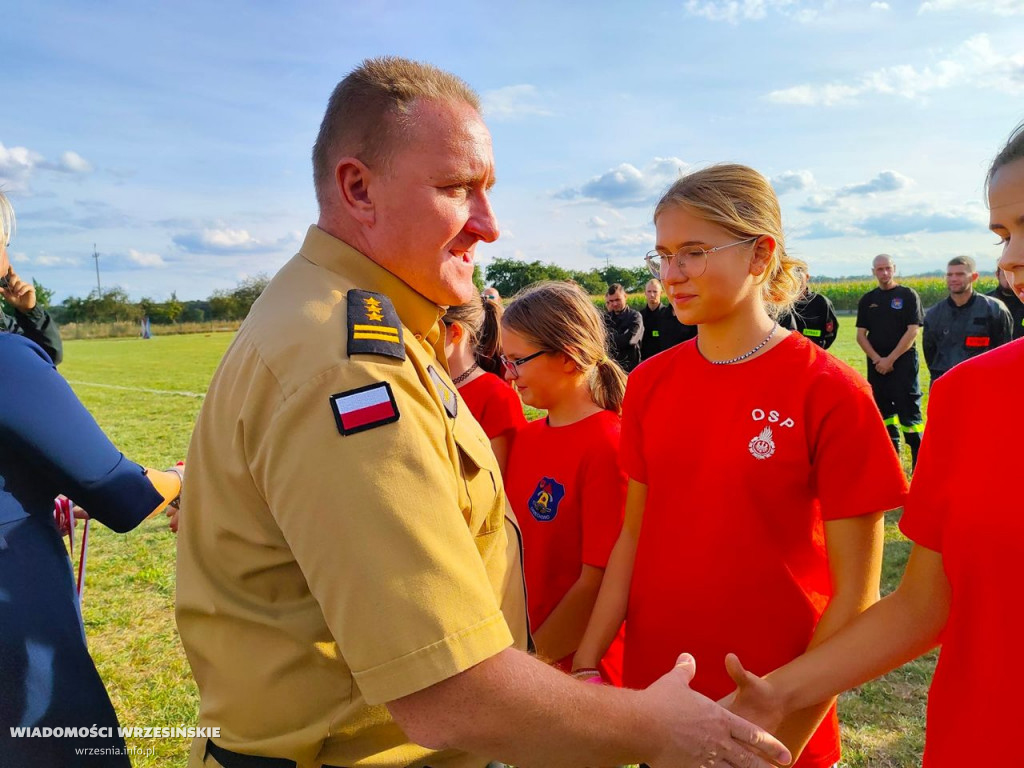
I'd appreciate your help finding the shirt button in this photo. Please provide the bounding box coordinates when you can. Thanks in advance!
[414,333,423,341]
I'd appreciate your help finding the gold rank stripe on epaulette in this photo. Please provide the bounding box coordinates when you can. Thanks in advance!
[347,289,405,360]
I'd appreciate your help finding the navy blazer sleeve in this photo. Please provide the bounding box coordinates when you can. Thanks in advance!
[0,334,162,531]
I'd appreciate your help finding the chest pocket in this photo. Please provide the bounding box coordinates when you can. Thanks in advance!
[451,415,504,536]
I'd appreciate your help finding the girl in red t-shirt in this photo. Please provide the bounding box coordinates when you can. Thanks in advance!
[501,281,629,684]
[573,164,907,766]
[718,123,1024,768]
[443,295,526,475]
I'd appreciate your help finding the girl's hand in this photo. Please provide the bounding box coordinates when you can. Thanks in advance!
[719,653,786,735]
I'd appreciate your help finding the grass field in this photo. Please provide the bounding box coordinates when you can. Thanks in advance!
[60,320,933,767]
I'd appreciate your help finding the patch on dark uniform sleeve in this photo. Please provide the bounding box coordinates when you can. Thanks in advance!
[347,289,405,360]
[428,366,458,419]
[329,382,400,435]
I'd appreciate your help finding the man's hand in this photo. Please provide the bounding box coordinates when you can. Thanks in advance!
[718,654,786,738]
[643,653,791,768]
[0,268,36,313]
[873,356,894,375]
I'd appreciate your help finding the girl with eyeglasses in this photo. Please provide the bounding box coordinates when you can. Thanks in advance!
[442,295,525,475]
[500,280,629,685]
[572,164,907,766]
[719,123,1024,768]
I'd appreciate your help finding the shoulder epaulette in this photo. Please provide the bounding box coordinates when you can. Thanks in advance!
[347,289,405,361]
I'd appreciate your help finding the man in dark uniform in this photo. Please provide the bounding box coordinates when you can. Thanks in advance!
[986,263,1024,339]
[778,267,838,350]
[0,265,63,364]
[923,255,1012,381]
[603,283,643,372]
[640,278,695,360]
[856,254,924,468]
[175,56,787,768]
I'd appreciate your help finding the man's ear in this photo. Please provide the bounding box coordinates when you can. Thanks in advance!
[335,157,376,226]
[750,235,777,277]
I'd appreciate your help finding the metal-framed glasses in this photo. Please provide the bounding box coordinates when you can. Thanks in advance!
[500,350,547,378]
[644,236,759,279]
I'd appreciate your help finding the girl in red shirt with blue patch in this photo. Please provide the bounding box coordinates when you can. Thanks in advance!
[501,281,628,684]
[720,122,1024,768]
[573,164,907,766]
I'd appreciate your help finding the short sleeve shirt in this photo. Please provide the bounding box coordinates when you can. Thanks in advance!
[457,372,527,440]
[856,285,923,357]
[176,226,528,768]
[620,334,907,768]
[504,411,626,682]
[899,338,1024,768]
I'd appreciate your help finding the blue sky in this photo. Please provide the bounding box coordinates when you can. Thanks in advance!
[2,0,1022,302]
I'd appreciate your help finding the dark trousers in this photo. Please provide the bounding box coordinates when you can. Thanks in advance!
[867,356,923,467]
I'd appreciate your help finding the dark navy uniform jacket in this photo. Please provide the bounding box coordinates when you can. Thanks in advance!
[0,333,162,766]
[0,304,63,365]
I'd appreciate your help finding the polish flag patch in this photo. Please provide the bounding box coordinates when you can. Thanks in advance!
[329,382,400,436]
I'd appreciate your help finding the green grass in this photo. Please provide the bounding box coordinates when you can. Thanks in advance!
[61,325,931,766]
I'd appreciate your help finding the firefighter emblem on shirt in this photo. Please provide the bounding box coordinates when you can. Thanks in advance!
[890,297,904,310]
[748,426,776,460]
[528,477,565,522]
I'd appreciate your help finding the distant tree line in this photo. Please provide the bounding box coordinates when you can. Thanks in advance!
[9,274,274,325]
[1,264,1003,325]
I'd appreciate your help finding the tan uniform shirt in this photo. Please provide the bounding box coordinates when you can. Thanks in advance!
[176,226,528,768]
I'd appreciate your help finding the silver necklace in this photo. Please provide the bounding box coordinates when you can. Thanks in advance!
[452,362,479,385]
[709,323,778,366]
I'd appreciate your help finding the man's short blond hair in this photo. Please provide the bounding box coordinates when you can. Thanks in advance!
[311,56,480,209]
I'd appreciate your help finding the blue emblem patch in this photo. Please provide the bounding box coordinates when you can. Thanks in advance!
[528,477,565,522]
[890,297,904,310]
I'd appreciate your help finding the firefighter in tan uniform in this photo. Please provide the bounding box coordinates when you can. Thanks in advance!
[175,57,789,768]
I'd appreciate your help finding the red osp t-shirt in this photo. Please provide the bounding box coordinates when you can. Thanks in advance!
[457,372,527,440]
[621,334,907,768]
[505,410,627,683]
[900,338,1024,767]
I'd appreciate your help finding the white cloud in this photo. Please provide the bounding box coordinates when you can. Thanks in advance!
[919,0,1023,15]
[0,143,94,190]
[55,151,93,174]
[771,170,815,195]
[766,34,1024,106]
[836,170,912,197]
[127,248,166,267]
[558,157,689,206]
[481,85,552,121]
[0,143,44,191]
[587,229,655,264]
[172,226,298,255]
[587,216,608,228]
[683,0,853,24]
[870,1,890,9]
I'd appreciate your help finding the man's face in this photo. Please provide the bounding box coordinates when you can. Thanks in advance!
[365,99,499,306]
[946,264,976,296]
[644,281,662,309]
[872,258,895,289]
[605,292,626,312]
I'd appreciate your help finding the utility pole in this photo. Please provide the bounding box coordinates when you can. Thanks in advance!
[92,244,101,295]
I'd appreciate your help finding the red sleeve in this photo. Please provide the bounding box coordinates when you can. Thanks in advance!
[619,367,648,484]
[580,415,627,568]
[899,377,955,552]
[479,378,527,440]
[811,367,908,521]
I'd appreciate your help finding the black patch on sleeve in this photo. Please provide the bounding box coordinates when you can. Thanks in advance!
[347,289,405,360]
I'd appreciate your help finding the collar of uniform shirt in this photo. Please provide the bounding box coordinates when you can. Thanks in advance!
[300,225,445,348]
